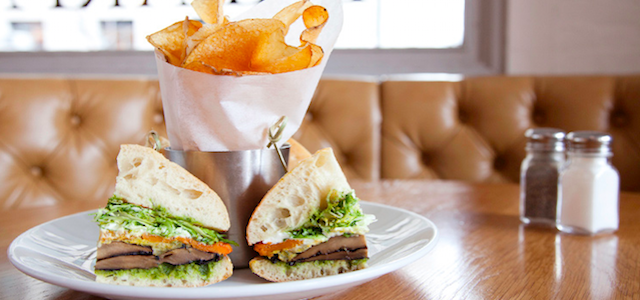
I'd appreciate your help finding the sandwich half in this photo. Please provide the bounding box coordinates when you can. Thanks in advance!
[246,148,375,282]
[93,144,234,287]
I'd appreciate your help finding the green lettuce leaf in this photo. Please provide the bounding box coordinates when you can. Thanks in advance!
[94,196,237,246]
[288,190,372,239]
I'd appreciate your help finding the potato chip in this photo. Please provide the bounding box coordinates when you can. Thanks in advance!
[182,19,286,72]
[308,43,324,67]
[181,61,218,75]
[273,0,313,35]
[301,5,329,44]
[191,0,225,25]
[147,18,202,66]
[247,4,328,73]
[185,21,227,58]
[251,29,323,73]
[148,0,330,75]
[182,61,269,76]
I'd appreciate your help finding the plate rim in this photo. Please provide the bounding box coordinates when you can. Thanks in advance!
[8,201,439,299]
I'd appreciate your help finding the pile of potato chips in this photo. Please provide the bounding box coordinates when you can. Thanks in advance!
[147,0,328,76]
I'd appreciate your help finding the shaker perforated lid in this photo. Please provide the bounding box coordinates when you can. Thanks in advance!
[566,131,612,154]
[525,128,565,151]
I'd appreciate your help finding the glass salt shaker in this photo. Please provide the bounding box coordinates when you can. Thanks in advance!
[520,128,565,226]
[557,131,619,235]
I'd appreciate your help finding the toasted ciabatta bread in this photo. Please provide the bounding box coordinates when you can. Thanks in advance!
[286,138,312,171]
[114,144,230,231]
[248,257,367,282]
[96,255,233,287]
[246,148,351,245]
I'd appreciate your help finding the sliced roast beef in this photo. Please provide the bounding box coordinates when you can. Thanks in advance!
[95,255,159,270]
[292,235,368,263]
[96,241,153,260]
[160,247,220,265]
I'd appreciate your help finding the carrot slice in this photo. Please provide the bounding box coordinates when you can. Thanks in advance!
[141,234,166,243]
[254,239,304,257]
[176,237,233,255]
[101,232,232,255]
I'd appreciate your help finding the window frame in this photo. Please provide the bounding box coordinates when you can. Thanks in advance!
[0,0,505,76]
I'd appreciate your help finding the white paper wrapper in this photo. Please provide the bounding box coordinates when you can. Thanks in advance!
[154,0,343,151]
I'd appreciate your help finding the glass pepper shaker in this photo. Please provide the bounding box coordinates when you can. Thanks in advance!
[557,131,619,235]
[520,128,566,226]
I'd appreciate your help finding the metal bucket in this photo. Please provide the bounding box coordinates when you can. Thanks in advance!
[163,146,289,268]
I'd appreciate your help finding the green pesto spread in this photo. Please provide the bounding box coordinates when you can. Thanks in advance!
[95,260,222,281]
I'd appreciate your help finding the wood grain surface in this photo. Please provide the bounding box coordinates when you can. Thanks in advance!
[1,180,638,300]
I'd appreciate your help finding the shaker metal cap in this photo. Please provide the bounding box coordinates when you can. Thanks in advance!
[525,128,565,151]
[566,131,612,154]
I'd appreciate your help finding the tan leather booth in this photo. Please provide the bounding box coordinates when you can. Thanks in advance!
[0,74,638,210]
[381,75,640,192]
[0,76,380,210]
[294,77,381,181]
[0,77,167,210]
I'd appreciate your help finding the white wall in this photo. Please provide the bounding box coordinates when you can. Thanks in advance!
[506,0,640,75]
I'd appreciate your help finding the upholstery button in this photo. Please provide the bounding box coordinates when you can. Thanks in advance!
[493,156,506,170]
[611,111,628,127]
[30,166,43,177]
[421,152,432,165]
[458,110,469,123]
[154,113,164,124]
[342,152,351,164]
[532,109,546,124]
[70,114,82,127]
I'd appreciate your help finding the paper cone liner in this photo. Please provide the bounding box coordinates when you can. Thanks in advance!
[154,0,343,151]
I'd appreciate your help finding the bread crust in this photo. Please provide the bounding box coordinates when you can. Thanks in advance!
[286,138,312,170]
[114,144,230,231]
[249,257,366,282]
[246,148,351,245]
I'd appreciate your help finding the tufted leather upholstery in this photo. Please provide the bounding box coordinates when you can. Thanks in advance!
[293,77,381,181]
[0,76,380,210]
[381,75,640,192]
[0,77,166,210]
[1,74,639,210]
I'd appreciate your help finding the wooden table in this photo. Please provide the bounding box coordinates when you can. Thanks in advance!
[1,180,638,299]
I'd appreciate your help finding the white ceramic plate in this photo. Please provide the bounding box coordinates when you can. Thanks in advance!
[8,202,438,300]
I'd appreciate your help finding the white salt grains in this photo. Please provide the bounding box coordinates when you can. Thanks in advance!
[556,131,620,235]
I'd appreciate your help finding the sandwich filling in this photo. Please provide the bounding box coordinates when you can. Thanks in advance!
[253,190,375,264]
[94,196,235,272]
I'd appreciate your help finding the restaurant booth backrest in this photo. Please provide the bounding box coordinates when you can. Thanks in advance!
[0,77,166,210]
[381,75,640,192]
[293,77,381,181]
[0,74,639,210]
[0,76,380,210]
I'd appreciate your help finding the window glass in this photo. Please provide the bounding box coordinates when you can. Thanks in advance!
[378,0,464,49]
[101,21,133,50]
[0,0,464,51]
[9,22,43,51]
